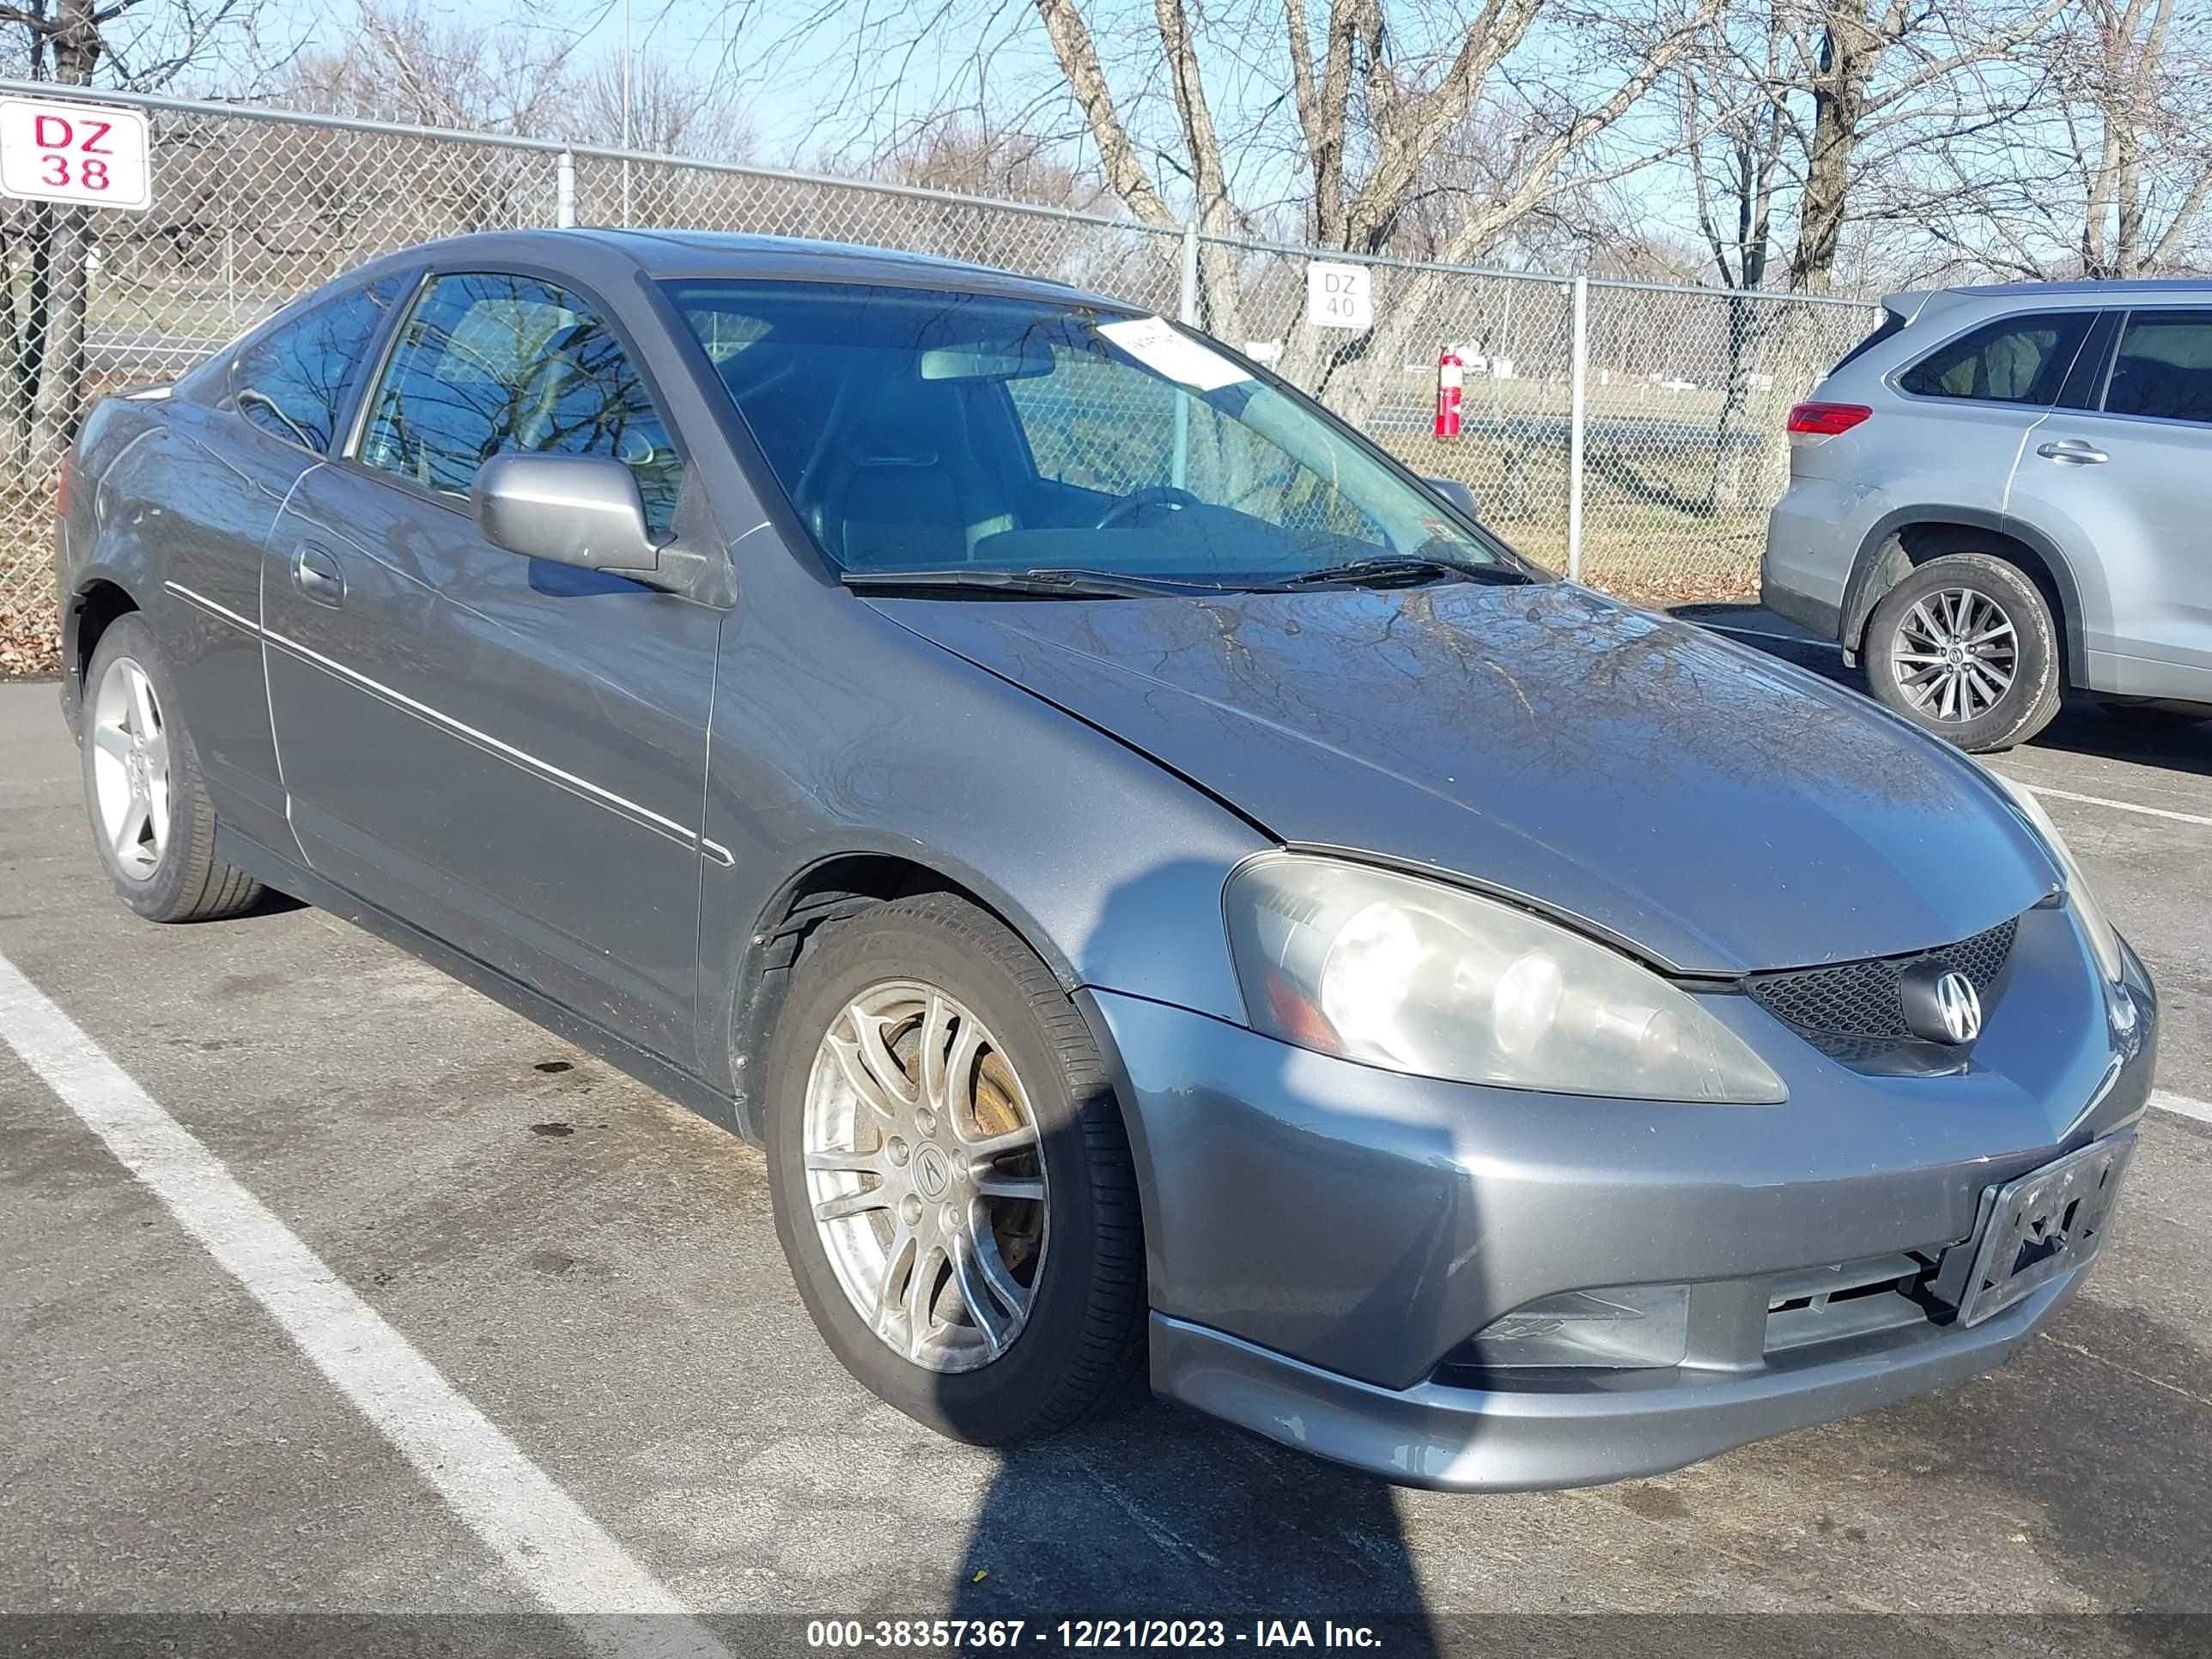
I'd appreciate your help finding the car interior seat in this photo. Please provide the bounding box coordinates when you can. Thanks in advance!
[804,376,1014,568]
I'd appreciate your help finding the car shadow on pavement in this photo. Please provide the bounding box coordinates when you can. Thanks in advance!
[2024,702,2210,775]
[945,1398,1443,1653]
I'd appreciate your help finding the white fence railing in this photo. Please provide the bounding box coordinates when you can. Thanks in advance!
[0,79,1880,621]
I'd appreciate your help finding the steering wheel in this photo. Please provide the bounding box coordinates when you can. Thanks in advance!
[1095,483,1202,529]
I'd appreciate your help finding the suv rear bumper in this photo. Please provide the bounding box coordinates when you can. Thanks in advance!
[1759,575,1841,645]
[1763,479,1869,644]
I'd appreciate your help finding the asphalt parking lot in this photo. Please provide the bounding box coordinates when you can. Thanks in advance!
[5,632,2212,1658]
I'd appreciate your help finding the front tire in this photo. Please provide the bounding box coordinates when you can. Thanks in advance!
[80,614,264,922]
[1864,554,2061,752]
[763,894,1146,1444]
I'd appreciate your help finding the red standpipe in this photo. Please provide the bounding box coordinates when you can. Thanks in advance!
[1434,348,1463,441]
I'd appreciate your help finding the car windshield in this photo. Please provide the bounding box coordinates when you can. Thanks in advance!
[664,279,1528,590]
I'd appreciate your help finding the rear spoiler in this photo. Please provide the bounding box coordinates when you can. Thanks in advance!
[1877,290,1972,327]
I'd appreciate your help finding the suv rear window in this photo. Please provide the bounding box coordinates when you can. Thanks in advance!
[1898,313,2094,407]
[1827,309,1905,377]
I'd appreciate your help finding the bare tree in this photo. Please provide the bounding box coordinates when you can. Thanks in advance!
[572,52,754,162]
[1037,0,1719,317]
[1971,0,2206,276]
[1781,0,2070,290]
[282,0,576,133]
[878,116,1097,210]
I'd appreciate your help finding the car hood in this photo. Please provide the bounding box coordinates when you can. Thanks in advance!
[868,581,2059,974]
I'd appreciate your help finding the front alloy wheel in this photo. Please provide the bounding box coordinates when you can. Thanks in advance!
[804,981,1048,1372]
[765,894,1145,1444]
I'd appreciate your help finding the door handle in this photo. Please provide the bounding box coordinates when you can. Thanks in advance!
[2035,439,2109,465]
[293,544,344,606]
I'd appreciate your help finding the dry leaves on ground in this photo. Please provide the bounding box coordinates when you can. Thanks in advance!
[1,603,60,679]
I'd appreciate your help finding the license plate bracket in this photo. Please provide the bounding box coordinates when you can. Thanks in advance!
[1954,1130,2134,1328]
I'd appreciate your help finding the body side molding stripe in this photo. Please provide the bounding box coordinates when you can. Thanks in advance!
[165,579,707,854]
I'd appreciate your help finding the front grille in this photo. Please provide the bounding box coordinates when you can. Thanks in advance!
[1745,916,2018,1052]
[1763,1251,1942,1356]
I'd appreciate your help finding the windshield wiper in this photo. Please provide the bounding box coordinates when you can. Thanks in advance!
[1265,555,1531,591]
[840,566,1215,599]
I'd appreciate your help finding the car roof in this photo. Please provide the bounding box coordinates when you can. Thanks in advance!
[1887,276,2212,316]
[1945,277,2212,300]
[371,228,1142,313]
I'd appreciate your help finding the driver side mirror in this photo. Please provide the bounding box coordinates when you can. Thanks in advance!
[472,453,667,583]
[1421,476,1481,522]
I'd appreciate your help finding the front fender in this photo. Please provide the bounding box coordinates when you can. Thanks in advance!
[694,553,1267,1119]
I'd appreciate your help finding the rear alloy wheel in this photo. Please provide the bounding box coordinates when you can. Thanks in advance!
[80,615,264,922]
[88,651,173,882]
[764,894,1146,1444]
[1865,554,2060,752]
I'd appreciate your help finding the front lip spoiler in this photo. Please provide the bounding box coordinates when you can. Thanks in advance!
[1149,1266,2085,1492]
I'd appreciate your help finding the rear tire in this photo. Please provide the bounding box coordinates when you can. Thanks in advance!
[1864,554,2061,752]
[80,614,264,922]
[763,893,1146,1444]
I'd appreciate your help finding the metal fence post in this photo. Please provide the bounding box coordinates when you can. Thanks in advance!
[556,149,576,228]
[1177,220,1199,325]
[1566,273,1588,584]
[1173,219,1199,487]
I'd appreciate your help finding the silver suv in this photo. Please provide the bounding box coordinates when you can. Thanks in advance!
[1762,280,2212,751]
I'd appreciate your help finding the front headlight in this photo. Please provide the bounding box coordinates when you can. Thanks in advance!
[1991,774,2125,984]
[1223,854,1786,1103]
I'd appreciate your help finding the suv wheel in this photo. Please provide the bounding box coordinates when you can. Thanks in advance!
[81,614,265,921]
[763,894,1146,1443]
[1864,554,2060,752]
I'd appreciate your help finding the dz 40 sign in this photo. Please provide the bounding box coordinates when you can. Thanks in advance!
[0,99,152,211]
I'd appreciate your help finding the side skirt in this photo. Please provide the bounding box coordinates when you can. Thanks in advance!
[214,824,752,1142]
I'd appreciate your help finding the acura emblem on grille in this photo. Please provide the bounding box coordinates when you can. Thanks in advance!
[1933,971,1983,1043]
[1899,962,1984,1045]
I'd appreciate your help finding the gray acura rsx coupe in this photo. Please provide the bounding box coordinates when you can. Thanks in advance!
[55,230,2155,1490]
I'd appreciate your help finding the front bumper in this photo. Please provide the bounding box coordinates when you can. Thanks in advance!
[1085,921,2155,1490]
[1151,1267,2078,1492]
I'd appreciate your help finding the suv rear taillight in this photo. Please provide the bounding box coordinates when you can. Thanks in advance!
[1787,402,1871,447]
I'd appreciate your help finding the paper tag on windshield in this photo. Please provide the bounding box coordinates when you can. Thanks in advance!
[1096,316,1251,392]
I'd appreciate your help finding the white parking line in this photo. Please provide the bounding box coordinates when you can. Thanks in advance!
[2008,781,2212,830]
[0,951,731,1658]
[2152,1091,2212,1128]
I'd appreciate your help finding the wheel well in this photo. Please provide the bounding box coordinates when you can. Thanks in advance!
[70,580,137,696]
[1849,522,2075,684]
[726,854,1054,1133]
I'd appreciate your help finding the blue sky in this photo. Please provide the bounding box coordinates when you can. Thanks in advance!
[190,0,1720,269]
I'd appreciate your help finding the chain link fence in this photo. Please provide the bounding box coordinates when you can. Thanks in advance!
[0,78,1880,654]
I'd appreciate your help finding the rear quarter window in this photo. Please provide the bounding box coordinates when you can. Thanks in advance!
[1826,310,1906,378]
[1897,312,2095,407]
[230,274,409,453]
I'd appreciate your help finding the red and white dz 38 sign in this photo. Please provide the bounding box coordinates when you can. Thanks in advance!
[0,99,152,211]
